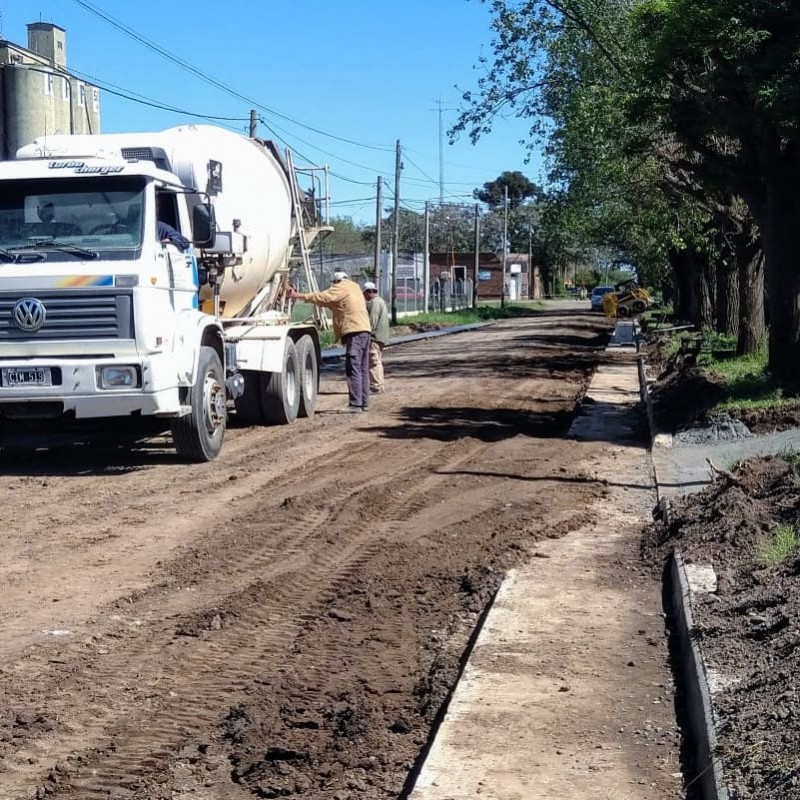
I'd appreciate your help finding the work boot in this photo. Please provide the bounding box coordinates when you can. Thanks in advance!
[339,404,363,414]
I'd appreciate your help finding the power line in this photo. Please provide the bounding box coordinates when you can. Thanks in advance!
[70,3,488,206]
[258,115,388,176]
[329,197,375,205]
[403,152,439,186]
[71,0,394,152]
[68,67,250,123]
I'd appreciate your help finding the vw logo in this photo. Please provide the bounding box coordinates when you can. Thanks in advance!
[13,298,47,332]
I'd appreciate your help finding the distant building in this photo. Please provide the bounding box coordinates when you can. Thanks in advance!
[430,253,541,300]
[0,22,101,159]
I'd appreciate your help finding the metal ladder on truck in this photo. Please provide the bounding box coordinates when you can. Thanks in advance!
[285,149,333,331]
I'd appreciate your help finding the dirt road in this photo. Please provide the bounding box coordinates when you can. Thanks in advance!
[0,310,647,799]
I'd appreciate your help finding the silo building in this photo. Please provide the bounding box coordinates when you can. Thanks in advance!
[0,22,101,159]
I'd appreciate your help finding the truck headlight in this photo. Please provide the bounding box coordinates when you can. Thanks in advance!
[97,366,140,389]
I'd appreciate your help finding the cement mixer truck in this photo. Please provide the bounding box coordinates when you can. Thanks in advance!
[0,125,329,461]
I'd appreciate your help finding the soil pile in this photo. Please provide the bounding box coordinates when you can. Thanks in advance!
[644,455,800,798]
[649,365,725,433]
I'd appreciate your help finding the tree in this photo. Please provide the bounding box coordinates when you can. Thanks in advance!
[632,0,800,380]
[474,171,542,208]
[324,215,369,253]
[454,0,767,355]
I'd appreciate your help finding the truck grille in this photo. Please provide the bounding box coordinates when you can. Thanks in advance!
[0,291,134,340]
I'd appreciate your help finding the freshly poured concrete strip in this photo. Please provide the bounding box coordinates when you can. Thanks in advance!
[651,427,800,500]
[409,336,681,800]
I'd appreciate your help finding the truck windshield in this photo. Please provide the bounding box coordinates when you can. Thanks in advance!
[0,176,146,259]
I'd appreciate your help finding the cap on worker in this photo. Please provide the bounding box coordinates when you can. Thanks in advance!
[332,271,349,281]
[363,281,377,291]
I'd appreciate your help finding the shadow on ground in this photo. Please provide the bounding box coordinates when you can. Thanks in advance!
[368,405,578,442]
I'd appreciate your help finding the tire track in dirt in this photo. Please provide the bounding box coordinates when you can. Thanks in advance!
[0,426,390,654]
[3,439,498,798]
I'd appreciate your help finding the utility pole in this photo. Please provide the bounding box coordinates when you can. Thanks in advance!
[473,204,480,309]
[423,201,431,313]
[391,139,402,325]
[438,99,445,205]
[374,176,383,290]
[528,226,533,300]
[249,109,258,138]
[501,185,508,309]
[428,99,455,205]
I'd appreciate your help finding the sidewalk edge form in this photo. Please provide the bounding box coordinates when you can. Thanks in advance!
[670,551,729,800]
[637,354,674,450]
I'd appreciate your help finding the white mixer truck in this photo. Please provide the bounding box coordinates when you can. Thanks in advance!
[0,125,328,461]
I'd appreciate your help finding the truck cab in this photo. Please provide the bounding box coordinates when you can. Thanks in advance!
[0,155,225,456]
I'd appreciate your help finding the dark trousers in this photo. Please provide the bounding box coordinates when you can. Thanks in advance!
[343,331,371,408]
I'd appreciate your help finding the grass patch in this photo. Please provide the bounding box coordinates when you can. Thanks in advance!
[399,302,542,327]
[758,524,800,567]
[700,349,799,412]
[777,446,800,468]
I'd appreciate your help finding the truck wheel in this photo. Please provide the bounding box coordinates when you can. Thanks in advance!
[172,345,227,462]
[632,299,647,314]
[234,370,265,425]
[263,338,300,424]
[297,335,319,418]
[617,304,630,318]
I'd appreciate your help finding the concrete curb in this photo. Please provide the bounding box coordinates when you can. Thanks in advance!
[321,322,494,362]
[670,552,729,800]
[637,356,656,446]
[636,352,674,450]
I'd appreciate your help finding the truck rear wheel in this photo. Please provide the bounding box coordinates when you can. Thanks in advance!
[172,345,226,462]
[297,335,319,418]
[263,338,300,425]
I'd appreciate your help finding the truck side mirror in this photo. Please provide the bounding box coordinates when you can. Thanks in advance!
[192,203,216,248]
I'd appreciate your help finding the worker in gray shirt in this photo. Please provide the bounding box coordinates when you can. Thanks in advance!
[362,281,389,394]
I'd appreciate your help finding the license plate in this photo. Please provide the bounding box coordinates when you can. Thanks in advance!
[2,367,52,387]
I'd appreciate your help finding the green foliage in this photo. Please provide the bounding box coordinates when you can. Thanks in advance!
[474,171,543,208]
[777,446,800,468]
[324,215,370,253]
[394,303,541,327]
[758,525,800,567]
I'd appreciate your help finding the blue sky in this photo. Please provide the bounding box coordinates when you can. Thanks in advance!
[6,0,543,223]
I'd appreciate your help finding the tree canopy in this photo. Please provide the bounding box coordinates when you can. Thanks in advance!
[474,171,542,208]
[452,0,800,376]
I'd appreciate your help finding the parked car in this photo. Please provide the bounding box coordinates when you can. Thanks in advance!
[395,286,424,302]
[590,285,615,311]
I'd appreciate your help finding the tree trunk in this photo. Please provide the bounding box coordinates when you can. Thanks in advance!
[698,251,716,331]
[715,258,739,338]
[668,247,698,324]
[760,171,800,386]
[734,232,765,356]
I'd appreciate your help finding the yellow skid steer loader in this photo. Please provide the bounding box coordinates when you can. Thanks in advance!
[602,280,653,318]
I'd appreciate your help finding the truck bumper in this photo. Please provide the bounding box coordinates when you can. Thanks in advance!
[0,357,182,419]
